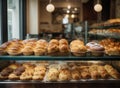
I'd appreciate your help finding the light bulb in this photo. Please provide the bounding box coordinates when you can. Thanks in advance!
[67,5,71,9]
[94,4,102,12]
[71,14,75,18]
[67,10,70,13]
[46,4,55,12]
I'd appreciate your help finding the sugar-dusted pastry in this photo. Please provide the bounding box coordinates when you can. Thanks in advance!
[79,66,90,79]
[46,68,59,81]
[59,69,71,81]
[34,39,48,56]
[89,65,100,79]
[104,64,120,79]
[86,42,105,56]
[32,65,46,80]
[97,65,109,78]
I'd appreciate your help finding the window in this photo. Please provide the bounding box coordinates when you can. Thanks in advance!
[7,0,20,40]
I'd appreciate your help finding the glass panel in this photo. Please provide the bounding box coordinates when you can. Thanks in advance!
[7,0,20,40]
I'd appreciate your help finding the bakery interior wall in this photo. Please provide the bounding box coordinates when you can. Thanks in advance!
[26,0,120,35]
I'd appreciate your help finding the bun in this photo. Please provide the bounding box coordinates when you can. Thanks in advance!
[70,40,87,56]
[22,42,36,56]
[34,39,48,56]
[59,39,68,45]
[7,41,24,56]
[49,39,59,45]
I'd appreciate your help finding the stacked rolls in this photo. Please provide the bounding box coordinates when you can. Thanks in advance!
[7,40,24,56]
[70,40,87,56]
[34,39,48,56]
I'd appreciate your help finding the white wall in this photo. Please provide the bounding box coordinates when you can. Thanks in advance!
[27,0,39,34]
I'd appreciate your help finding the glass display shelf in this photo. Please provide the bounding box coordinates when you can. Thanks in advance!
[88,33,120,39]
[0,55,120,60]
[89,24,120,29]
[0,79,120,84]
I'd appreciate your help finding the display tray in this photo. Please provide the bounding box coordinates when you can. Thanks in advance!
[89,24,120,29]
[0,55,120,60]
[0,79,120,84]
[88,33,120,39]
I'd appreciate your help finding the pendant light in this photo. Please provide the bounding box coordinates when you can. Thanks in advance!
[46,0,55,12]
[94,0,102,12]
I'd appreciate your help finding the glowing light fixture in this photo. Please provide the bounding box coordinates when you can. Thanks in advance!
[46,0,55,12]
[94,0,102,12]
[71,14,75,18]
[65,14,69,18]
[67,5,71,9]
[94,4,102,12]
[67,10,70,13]
[74,8,77,11]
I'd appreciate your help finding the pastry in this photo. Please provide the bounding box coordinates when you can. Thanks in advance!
[89,65,100,79]
[7,41,24,56]
[104,65,120,79]
[0,42,11,55]
[0,67,13,80]
[59,69,71,81]
[46,68,59,81]
[59,39,68,45]
[49,39,59,45]
[86,42,105,56]
[9,66,25,80]
[70,40,87,56]
[71,67,81,80]
[32,65,46,80]
[20,68,34,80]
[97,66,109,78]
[79,66,90,79]
[22,42,36,56]
[34,39,48,56]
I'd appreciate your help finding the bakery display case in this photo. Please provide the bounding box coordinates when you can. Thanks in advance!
[0,36,120,88]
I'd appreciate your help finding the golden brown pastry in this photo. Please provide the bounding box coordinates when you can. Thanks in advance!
[47,44,59,54]
[70,40,87,56]
[46,68,59,81]
[32,65,46,80]
[89,65,100,79]
[59,69,71,81]
[97,65,109,79]
[20,68,34,80]
[34,39,48,56]
[49,39,59,45]
[0,42,11,55]
[59,39,68,45]
[22,42,36,56]
[79,66,90,79]
[71,68,81,80]
[7,41,24,56]
[104,65,120,79]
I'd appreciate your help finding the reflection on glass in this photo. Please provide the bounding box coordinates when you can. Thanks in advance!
[7,0,20,40]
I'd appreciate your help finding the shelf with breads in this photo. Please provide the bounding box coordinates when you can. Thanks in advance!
[89,18,120,29]
[0,55,120,60]
[88,29,120,39]
[0,38,120,60]
[0,61,120,83]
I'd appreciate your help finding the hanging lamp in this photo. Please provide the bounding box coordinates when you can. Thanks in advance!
[46,0,55,12]
[94,0,102,12]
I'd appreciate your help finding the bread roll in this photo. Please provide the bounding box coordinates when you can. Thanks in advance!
[104,65,120,79]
